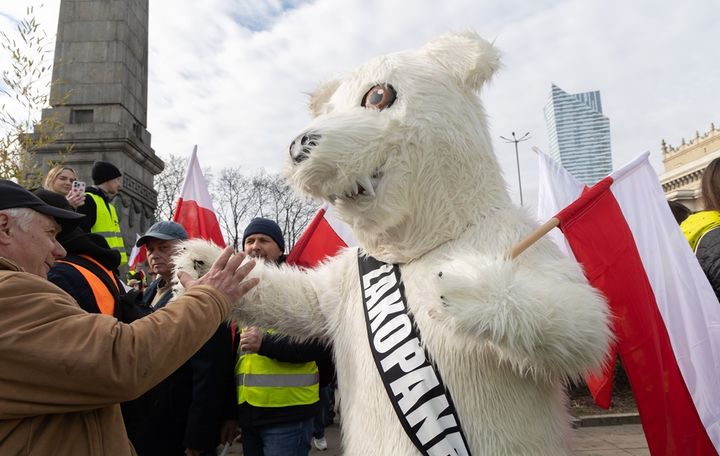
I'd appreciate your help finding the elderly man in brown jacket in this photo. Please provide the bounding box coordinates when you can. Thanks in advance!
[0,180,258,455]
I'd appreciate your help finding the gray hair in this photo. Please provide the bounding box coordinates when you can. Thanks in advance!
[0,208,37,232]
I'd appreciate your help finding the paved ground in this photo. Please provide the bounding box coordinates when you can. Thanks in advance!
[226,422,649,455]
[572,424,649,455]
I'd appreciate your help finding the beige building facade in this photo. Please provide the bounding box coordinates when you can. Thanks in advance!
[660,123,720,211]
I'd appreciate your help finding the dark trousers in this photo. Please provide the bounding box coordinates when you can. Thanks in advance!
[312,386,334,439]
[241,417,314,456]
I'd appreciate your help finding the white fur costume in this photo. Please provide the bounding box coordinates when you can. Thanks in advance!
[176,32,611,455]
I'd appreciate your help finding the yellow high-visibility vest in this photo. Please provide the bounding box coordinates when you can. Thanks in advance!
[87,193,127,266]
[236,331,319,408]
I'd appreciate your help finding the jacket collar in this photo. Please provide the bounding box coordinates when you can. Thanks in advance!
[0,257,24,272]
[87,186,110,202]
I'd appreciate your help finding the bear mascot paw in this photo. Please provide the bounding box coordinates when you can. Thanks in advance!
[175,31,611,456]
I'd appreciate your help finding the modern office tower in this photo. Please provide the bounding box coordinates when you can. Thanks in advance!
[544,84,612,185]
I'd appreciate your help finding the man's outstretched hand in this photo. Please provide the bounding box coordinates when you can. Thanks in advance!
[177,247,258,303]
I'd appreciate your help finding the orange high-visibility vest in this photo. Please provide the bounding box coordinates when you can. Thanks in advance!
[56,255,120,316]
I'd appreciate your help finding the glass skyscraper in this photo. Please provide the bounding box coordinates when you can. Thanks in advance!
[543,84,612,185]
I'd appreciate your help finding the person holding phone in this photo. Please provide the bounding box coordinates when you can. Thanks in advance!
[43,165,86,209]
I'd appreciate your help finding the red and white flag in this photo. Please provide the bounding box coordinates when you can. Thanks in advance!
[551,153,720,455]
[535,147,617,407]
[173,145,226,247]
[534,147,585,258]
[127,234,146,268]
[286,203,356,267]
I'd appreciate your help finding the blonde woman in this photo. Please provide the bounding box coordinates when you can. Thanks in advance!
[43,165,85,209]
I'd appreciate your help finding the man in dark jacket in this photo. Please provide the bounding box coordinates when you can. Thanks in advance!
[236,218,325,456]
[34,188,148,322]
[125,221,237,455]
[47,229,125,316]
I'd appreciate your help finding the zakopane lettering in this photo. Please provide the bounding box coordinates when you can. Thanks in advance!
[359,254,471,456]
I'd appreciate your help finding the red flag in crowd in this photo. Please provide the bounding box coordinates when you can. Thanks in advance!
[554,153,720,455]
[173,145,226,247]
[286,204,357,267]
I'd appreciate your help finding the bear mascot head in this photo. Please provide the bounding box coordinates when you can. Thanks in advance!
[175,32,610,455]
[286,31,505,263]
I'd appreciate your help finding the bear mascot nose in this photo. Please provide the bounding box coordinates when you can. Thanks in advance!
[289,132,321,164]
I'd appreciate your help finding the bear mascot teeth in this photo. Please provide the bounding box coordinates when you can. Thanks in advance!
[175,31,611,455]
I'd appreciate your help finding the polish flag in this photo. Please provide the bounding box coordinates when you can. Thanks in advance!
[535,148,616,407]
[534,147,585,258]
[127,234,146,268]
[286,203,357,267]
[552,153,720,455]
[173,146,226,247]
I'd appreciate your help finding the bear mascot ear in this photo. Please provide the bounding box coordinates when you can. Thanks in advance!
[307,79,342,118]
[423,31,501,92]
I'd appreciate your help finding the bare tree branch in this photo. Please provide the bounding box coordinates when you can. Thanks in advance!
[154,154,187,221]
[250,171,317,251]
[213,167,256,250]
[154,163,318,252]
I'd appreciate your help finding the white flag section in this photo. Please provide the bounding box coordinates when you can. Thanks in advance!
[534,147,584,256]
[608,154,720,451]
[324,203,357,246]
[173,145,225,247]
[178,145,215,210]
[127,233,145,268]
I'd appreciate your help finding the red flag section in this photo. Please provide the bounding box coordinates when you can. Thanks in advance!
[172,145,225,247]
[286,204,356,268]
[556,170,718,455]
[535,147,615,408]
[583,355,616,410]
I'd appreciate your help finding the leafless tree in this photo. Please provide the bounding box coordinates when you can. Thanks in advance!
[213,167,256,250]
[250,170,317,251]
[154,162,318,251]
[154,154,187,220]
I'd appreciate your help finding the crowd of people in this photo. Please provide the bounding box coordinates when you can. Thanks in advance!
[0,160,337,455]
[8,155,720,455]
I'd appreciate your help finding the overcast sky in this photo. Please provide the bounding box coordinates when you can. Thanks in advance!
[2,0,718,209]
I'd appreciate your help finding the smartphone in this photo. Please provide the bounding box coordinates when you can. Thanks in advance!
[72,180,86,194]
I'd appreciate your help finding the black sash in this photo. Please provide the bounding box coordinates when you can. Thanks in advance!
[358,252,472,456]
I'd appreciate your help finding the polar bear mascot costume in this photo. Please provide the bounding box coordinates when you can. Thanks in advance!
[176,32,611,455]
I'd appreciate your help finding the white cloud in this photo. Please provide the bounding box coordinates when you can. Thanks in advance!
[3,0,719,211]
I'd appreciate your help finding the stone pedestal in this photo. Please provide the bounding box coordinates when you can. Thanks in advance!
[36,0,164,263]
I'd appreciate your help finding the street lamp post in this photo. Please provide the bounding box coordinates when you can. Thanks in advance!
[500,131,531,206]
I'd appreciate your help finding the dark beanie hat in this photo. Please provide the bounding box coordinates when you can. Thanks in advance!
[91,161,122,185]
[243,218,285,252]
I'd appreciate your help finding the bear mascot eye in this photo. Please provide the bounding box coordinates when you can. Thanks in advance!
[361,84,397,110]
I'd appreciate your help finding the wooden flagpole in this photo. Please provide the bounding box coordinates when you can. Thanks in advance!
[509,217,560,259]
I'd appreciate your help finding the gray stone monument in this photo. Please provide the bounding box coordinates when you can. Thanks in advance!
[36,0,163,261]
